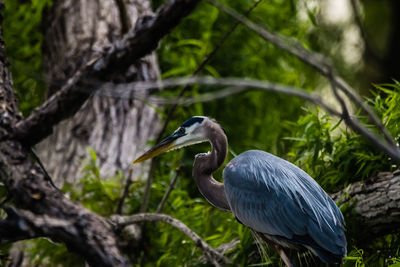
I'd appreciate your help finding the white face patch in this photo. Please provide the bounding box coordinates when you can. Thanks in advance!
[170,119,209,151]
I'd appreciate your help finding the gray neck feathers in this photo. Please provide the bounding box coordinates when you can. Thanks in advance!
[193,120,230,211]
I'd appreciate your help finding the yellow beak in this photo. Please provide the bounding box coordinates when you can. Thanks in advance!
[132,135,178,165]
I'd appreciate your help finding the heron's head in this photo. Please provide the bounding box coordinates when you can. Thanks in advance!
[132,116,210,164]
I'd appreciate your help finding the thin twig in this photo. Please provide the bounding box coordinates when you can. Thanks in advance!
[116,169,134,214]
[29,148,59,190]
[114,0,132,34]
[328,72,400,163]
[111,213,228,266]
[139,160,155,213]
[139,0,262,213]
[349,0,382,64]
[156,166,181,213]
[156,0,263,141]
[210,0,398,148]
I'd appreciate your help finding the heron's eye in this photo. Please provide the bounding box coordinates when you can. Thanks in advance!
[179,127,185,134]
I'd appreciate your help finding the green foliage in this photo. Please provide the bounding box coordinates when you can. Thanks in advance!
[64,148,123,216]
[343,248,366,267]
[3,0,51,115]
[0,244,12,267]
[285,83,400,265]
[22,148,125,266]
[22,149,264,266]
[285,82,400,192]
[135,149,263,266]
[26,239,85,267]
[3,0,400,266]
[157,0,319,157]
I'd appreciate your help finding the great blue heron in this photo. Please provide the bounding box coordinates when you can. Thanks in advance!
[133,116,347,266]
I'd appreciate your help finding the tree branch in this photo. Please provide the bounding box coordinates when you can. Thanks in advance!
[116,168,134,214]
[156,166,181,213]
[210,0,398,150]
[333,170,400,242]
[114,0,132,35]
[349,0,383,65]
[0,11,128,265]
[13,0,201,147]
[0,148,129,266]
[95,77,340,116]
[96,76,400,163]
[111,213,229,266]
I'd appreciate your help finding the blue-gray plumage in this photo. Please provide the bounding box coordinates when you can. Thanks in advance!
[224,150,346,263]
[133,116,347,266]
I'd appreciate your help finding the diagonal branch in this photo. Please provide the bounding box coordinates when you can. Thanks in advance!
[94,76,400,163]
[13,0,201,147]
[210,0,398,149]
[156,166,181,213]
[114,0,132,35]
[116,169,134,214]
[111,213,229,266]
[95,77,340,116]
[349,0,383,65]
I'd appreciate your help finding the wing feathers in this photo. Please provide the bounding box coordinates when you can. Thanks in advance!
[223,150,346,262]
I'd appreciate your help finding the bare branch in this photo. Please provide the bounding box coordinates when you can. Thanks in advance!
[111,213,229,266]
[0,19,128,265]
[333,77,397,148]
[328,76,400,164]
[116,169,134,214]
[349,0,383,64]
[139,161,155,212]
[13,0,201,147]
[95,76,400,162]
[114,0,132,34]
[156,166,181,213]
[199,238,240,263]
[94,77,341,115]
[209,0,398,149]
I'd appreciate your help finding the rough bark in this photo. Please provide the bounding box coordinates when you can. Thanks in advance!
[0,0,201,265]
[1,0,399,265]
[0,9,128,265]
[35,0,160,185]
[333,170,400,242]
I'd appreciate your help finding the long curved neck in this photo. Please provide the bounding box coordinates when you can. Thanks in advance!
[193,120,230,211]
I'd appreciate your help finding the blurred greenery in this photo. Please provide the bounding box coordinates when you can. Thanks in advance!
[2,0,400,266]
[3,0,51,116]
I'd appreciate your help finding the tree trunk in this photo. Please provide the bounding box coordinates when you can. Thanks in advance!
[333,170,400,242]
[0,0,202,265]
[37,0,160,185]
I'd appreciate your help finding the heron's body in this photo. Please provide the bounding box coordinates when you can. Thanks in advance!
[224,150,346,263]
[133,116,347,265]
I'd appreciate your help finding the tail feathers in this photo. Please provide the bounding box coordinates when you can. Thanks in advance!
[264,233,345,264]
[308,245,343,264]
[293,234,345,264]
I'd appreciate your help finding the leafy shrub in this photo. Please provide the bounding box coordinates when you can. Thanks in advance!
[286,82,400,192]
